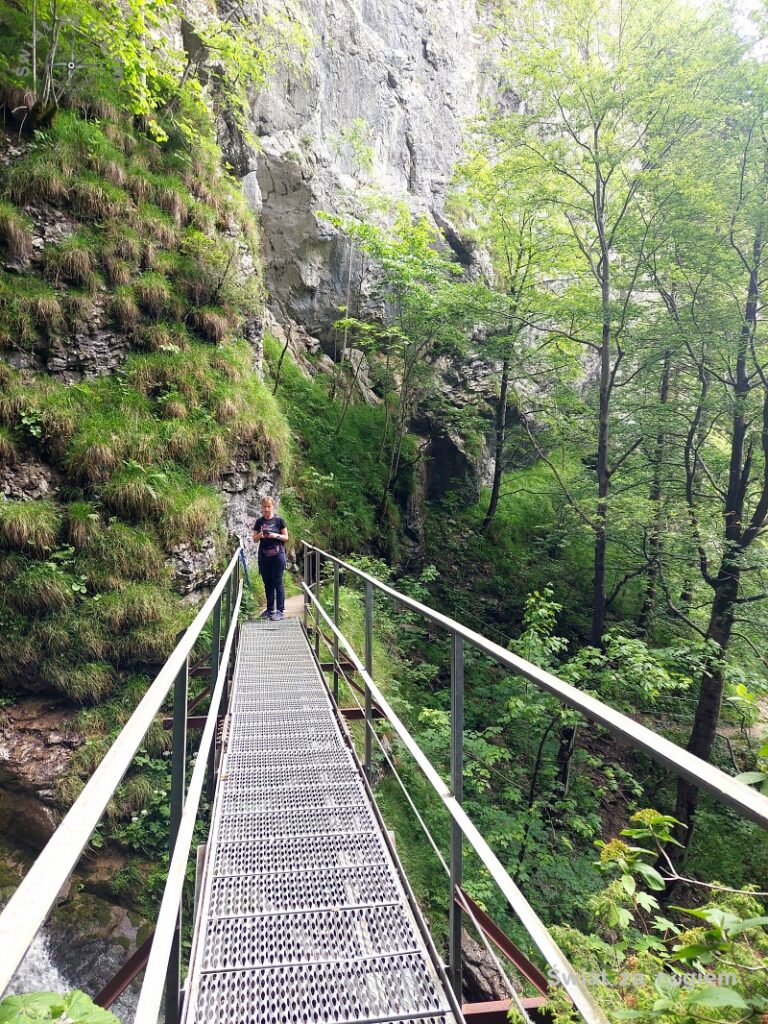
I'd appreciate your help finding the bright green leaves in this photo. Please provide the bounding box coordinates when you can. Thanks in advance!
[0,990,118,1024]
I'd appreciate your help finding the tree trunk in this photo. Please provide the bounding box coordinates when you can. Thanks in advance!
[590,264,612,648]
[672,230,761,844]
[638,351,671,633]
[482,350,511,531]
[673,571,738,840]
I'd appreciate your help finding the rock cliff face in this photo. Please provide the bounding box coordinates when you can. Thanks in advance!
[248,0,482,338]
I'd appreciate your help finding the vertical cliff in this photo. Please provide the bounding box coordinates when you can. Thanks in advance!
[246,0,483,339]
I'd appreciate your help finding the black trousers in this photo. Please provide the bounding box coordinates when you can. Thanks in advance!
[259,550,286,611]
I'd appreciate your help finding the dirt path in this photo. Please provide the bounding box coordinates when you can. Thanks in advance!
[284,594,304,619]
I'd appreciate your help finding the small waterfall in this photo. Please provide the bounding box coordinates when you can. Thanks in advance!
[5,930,70,995]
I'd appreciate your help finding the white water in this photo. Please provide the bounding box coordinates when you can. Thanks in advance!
[6,931,69,995]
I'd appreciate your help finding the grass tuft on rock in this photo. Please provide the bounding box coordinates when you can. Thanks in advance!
[9,562,76,614]
[0,500,61,553]
[0,200,32,260]
[65,501,102,550]
[192,307,231,343]
[44,234,99,290]
[41,659,116,703]
[96,582,174,631]
[135,272,174,319]
[5,160,68,205]
[0,425,17,463]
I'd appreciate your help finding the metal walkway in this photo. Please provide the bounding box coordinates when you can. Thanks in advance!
[182,617,457,1024]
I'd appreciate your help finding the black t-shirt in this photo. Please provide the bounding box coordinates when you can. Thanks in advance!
[254,515,286,555]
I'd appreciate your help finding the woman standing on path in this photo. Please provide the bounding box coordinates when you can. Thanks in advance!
[252,495,288,620]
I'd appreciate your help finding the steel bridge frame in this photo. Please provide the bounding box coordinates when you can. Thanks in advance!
[0,548,244,1020]
[1,538,766,1024]
[299,540,768,1024]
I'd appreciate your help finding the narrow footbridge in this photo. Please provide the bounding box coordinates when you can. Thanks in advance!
[1,544,767,1024]
[182,617,458,1024]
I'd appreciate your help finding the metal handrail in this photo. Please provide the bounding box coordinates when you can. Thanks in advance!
[301,539,768,1024]
[0,546,243,1002]
[301,577,610,1024]
[135,579,242,1024]
[302,542,768,829]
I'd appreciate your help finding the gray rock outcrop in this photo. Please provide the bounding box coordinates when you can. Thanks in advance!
[247,0,483,339]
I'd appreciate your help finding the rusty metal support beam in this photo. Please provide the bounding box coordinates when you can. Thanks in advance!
[463,996,549,1024]
[94,932,154,1009]
[162,714,207,732]
[455,888,550,996]
[339,706,385,721]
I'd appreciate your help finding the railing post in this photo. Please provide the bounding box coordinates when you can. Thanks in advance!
[332,561,340,703]
[206,595,222,801]
[222,574,232,713]
[449,633,464,999]
[303,544,309,631]
[314,550,322,659]
[224,572,231,641]
[364,580,373,781]
[166,654,188,1024]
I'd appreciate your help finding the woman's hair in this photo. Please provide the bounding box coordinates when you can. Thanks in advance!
[261,495,275,506]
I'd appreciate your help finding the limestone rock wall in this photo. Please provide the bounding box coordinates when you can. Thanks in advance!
[248,0,483,337]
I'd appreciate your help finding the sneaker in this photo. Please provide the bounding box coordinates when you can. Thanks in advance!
[273,610,285,620]
[259,608,274,619]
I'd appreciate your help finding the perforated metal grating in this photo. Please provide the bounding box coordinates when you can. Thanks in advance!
[213,833,388,878]
[181,618,456,1024]
[200,905,421,971]
[193,954,448,1024]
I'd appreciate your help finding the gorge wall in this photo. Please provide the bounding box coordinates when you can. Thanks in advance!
[235,0,496,510]
[246,0,483,335]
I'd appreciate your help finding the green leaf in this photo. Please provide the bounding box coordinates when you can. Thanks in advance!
[687,987,750,1010]
[672,943,717,961]
[0,992,64,1023]
[735,771,767,786]
[635,862,665,890]
[726,915,768,936]
[636,891,659,912]
[621,873,637,896]
[63,990,120,1024]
